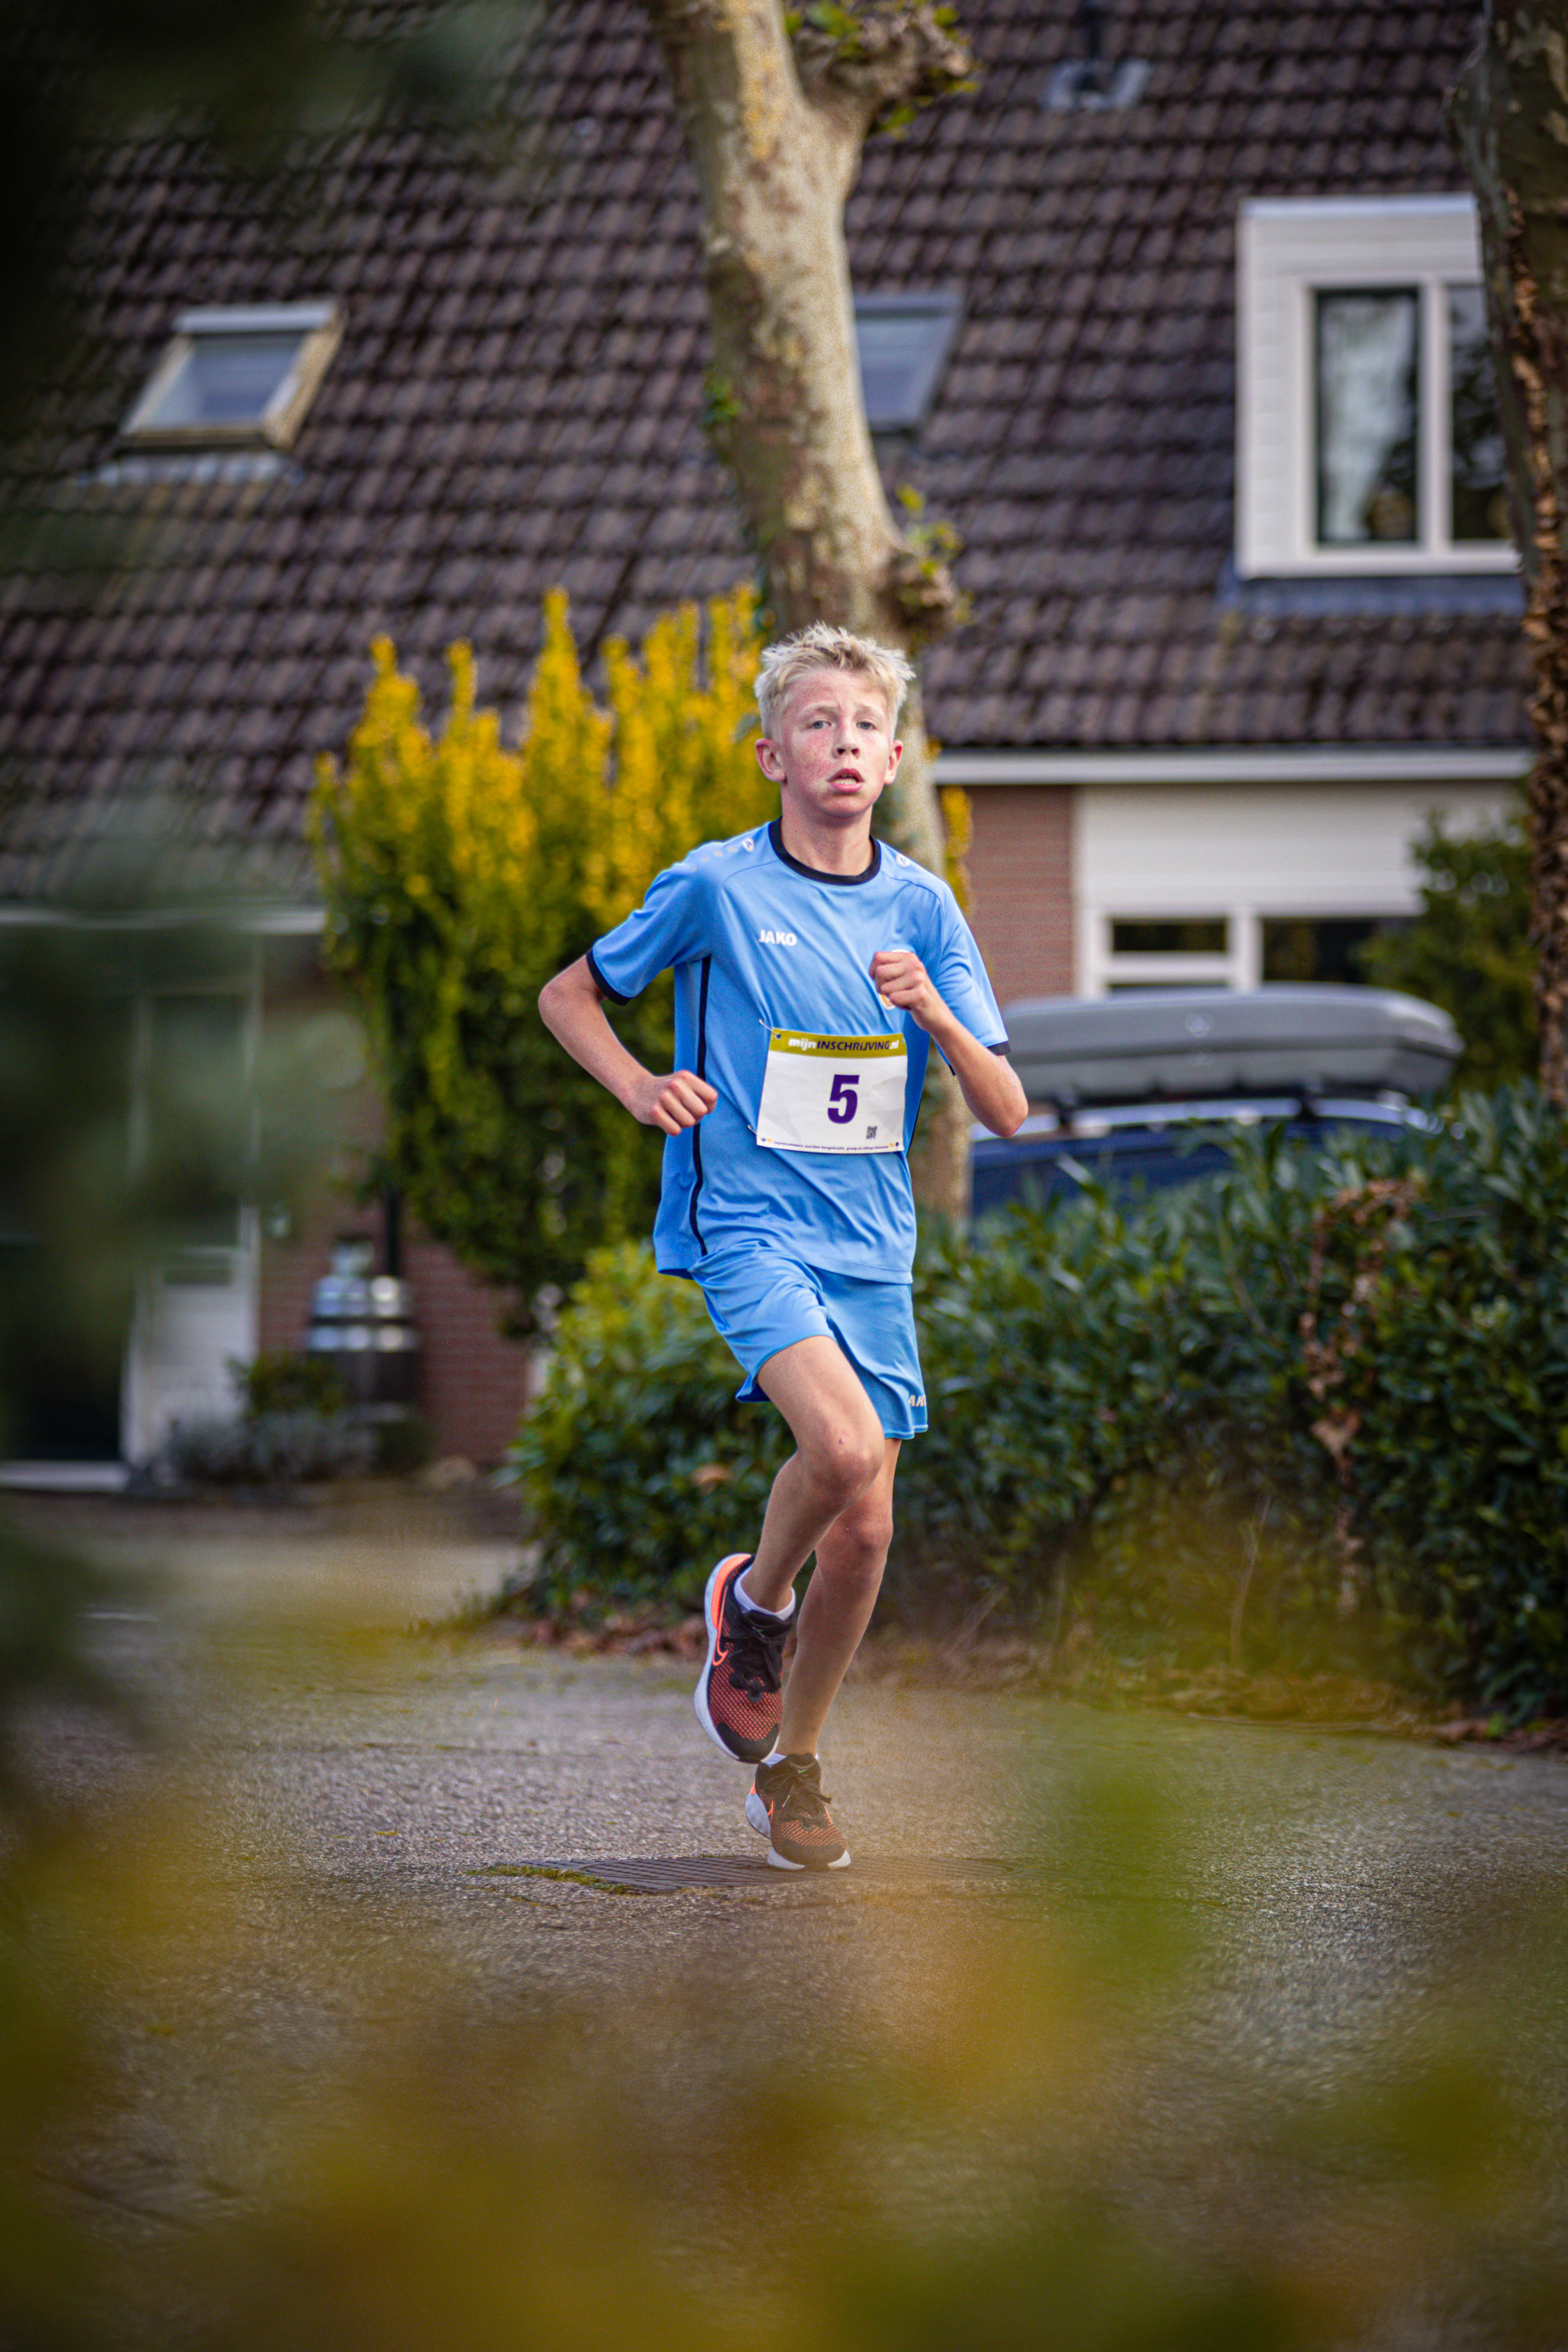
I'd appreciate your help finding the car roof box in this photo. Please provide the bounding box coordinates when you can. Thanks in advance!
[1002,986,1461,1108]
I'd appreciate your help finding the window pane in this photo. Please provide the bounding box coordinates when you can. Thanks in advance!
[1316,290,1419,544]
[1449,285,1508,543]
[153,334,302,428]
[853,299,960,430]
[1110,919,1229,954]
[1261,916,1409,984]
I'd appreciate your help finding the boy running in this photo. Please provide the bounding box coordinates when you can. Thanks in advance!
[539,625,1027,1870]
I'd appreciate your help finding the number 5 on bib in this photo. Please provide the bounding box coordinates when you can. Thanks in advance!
[756,1030,908,1156]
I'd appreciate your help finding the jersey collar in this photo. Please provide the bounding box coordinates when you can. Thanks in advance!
[767,818,882,886]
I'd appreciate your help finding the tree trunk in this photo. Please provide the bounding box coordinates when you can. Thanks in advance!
[1450,2,1568,1105]
[641,0,978,1213]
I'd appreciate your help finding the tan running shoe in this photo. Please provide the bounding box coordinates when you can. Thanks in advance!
[746,1752,851,1870]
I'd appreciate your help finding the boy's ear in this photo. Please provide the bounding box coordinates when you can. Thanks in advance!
[755,735,786,782]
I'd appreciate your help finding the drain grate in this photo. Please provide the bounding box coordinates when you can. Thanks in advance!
[484,1854,1019,1894]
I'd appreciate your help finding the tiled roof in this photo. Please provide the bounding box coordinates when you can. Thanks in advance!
[0,0,1532,898]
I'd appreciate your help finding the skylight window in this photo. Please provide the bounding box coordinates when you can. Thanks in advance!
[853,293,963,434]
[122,303,343,450]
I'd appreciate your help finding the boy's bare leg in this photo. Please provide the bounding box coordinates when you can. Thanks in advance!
[739,1334,898,1754]
[742,1337,886,1610]
[777,1439,898,1755]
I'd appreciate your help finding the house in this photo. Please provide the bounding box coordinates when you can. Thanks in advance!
[0,0,1531,1472]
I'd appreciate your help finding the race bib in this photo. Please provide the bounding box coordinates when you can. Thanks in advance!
[755,1030,908,1156]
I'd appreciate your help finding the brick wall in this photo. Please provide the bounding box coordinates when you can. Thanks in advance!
[964,786,1075,1008]
[400,1234,532,1465]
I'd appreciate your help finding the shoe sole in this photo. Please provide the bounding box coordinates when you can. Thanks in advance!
[693,1554,770,1762]
[746,1786,851,1871]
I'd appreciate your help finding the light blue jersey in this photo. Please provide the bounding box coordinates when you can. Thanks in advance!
[586,819,1007,1281]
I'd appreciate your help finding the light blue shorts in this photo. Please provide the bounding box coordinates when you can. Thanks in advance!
[691,1245,927,1442]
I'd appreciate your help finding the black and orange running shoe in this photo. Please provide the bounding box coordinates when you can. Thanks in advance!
[746,1752,851,1871]
[693,1553,788,1762]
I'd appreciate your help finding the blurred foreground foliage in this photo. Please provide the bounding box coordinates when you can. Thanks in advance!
[311,586,772,1333]
[2,1702,1566,2351]
[0,906,361,1824]
[510,1085,1568,1719]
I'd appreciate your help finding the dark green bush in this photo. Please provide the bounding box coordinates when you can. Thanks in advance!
[1357,799,1536,1088]
[916,1093,1568,1711]
[507,1091,1568,1715]
[234,1349,348,1417]
[504,1243,788,1609]
[1296,1088,1568,1714]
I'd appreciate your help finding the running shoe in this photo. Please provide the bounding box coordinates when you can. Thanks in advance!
[693,1553,787,1762]
[746,1752,851,1871]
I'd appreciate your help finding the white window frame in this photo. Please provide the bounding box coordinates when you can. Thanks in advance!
[1084,914,1247,998]
[1237,195,1514,576]
[122,302,343,451]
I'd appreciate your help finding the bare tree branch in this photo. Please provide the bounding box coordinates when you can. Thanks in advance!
[790,2,975,143]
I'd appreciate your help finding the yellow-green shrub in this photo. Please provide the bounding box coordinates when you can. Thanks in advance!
[310,587,771,1327]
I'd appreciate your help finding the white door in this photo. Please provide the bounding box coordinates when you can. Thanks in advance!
[123,989,259,1462]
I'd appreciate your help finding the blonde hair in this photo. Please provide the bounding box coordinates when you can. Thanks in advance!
[755,622,915,739]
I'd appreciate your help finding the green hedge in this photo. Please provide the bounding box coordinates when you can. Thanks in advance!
[506,1089,1568,1717]
[506,1245,788,1609]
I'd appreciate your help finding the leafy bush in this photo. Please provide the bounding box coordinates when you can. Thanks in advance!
[504,1243,787,1607]
[1294,1089,1568,1713]
[1358,797,1536,1088]
[916,1094,1568,1711]
[157,1409,376,1486]
[510,1090,1568,1716]
[233,1349,347,1417]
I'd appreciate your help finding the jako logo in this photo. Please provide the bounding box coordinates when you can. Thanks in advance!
[757,929,797,947]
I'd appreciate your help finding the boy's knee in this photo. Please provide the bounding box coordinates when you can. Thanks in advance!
[806,1421,884,1511]
[843,1501,895,1566]
[819,1497,894,1591]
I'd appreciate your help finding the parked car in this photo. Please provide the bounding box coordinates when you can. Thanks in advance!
[971,985,1459,1218]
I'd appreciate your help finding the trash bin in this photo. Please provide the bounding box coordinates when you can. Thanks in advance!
[305,1237,419,1408]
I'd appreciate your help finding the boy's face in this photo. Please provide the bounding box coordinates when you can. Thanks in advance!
[754,666,902,823]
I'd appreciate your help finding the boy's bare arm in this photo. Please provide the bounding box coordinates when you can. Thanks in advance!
[869,950,1029,1138]
[537,957,717,1135]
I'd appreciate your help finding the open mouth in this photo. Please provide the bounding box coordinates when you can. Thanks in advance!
[829,767,863,784]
